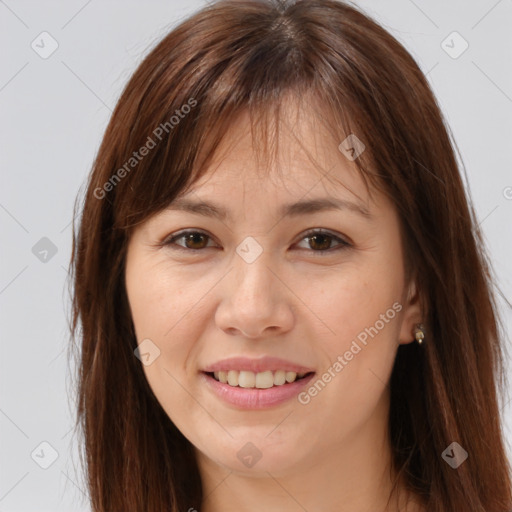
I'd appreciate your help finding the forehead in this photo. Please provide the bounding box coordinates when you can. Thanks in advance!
[177,103,375,211]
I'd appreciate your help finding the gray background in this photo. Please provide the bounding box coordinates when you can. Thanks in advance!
[1,0,511,510]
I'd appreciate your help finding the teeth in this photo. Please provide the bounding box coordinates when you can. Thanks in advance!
[255,371,274,389]
[238,370,256,388]
[227,370,239,386]
[285,371,297,383]
[210,369,310,388]
[274,370,286,386]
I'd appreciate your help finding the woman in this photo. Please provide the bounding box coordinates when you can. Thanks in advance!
[68,0,512,510]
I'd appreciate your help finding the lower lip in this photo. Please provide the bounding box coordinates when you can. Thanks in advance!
[200,371,316,410]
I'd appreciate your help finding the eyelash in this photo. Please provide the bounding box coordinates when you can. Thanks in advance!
[161,229,352,256]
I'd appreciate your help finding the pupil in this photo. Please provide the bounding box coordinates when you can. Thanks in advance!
[187,233,206,249]
[311,234,330,250]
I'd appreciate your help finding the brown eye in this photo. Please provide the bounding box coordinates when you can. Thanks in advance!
[296,229,351,255]
[163,230,215,251]
[307,233,333,251]
[182,232,209,249]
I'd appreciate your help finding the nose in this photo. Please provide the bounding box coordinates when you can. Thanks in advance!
[214,248,295,339]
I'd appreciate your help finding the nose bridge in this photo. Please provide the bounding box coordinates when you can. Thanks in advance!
[231,236,275,300]
[214,228,296,338]
[218,244,286,337]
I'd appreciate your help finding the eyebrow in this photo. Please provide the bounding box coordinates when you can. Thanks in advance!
[165,196,373,220]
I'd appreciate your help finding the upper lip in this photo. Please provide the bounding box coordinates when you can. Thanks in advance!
[202,356,315,374]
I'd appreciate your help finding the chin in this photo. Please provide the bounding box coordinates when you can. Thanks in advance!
[200,435,304,476]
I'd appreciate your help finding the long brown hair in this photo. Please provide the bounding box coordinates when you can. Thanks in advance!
[68,0,512,510]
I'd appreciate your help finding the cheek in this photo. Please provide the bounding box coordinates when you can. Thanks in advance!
[126,257,191,339]
[300,256,403,405]
[297,274,401,423]
[126,277,167,340]
[125,258,205,422]
[125,257,213,382]
[309,262,403,343]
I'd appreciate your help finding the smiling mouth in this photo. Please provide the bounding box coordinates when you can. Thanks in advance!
[205,370,315,389]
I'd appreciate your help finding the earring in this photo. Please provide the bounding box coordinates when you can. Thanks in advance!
[414,324,425,344]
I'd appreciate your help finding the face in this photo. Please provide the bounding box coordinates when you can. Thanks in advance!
[124,103,421,478]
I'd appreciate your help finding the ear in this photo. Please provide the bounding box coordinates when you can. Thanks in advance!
[398,278,424,345]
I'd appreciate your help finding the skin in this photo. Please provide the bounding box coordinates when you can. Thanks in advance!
[125,99,425,512]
